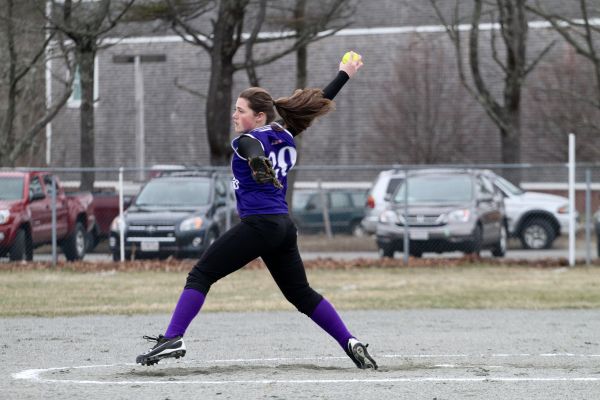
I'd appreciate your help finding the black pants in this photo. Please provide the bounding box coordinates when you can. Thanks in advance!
[185,214,323,316]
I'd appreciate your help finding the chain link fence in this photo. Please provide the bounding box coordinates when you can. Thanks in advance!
[0,163,598,265]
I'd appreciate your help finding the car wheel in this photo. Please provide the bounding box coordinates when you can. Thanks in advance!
[464,224,482,256]
[520,218,555,250]
[491,224,507,257]
[350,220,366,237]
[62,222,86,261]
[379,246,394,258]
[9,229,33,262]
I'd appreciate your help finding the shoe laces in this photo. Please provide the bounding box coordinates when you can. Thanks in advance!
[143,335,166,349]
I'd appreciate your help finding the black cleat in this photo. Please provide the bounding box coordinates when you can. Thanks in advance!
[136,335,186,366]
[346,338,378,370]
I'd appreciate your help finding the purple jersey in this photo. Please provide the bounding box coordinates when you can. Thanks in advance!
[231,123,297,218]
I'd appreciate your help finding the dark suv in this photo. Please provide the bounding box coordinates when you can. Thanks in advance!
[292,189,368,236]
[376,169,506,258]
[108,172,237,260]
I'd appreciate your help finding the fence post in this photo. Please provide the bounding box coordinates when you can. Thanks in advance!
[568,133,576,267]
[403,167,409,265]
[585,169,592,265]
[51,175,57,267]
[318,179,332,238]
[118,167,125,262]
[225,172,232,231]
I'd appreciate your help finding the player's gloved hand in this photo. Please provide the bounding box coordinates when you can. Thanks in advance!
[248,156,283,189]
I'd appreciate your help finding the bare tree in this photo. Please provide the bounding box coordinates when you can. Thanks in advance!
[526,0,600,159]
[526,46,600,161]
[0,0,74,167]
[47,0,136,191]
[430,0,553,176]
[138,0,352,165]
[374,34,476,164]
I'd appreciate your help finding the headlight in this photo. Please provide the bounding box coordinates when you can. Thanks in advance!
[0,210,9,225]
[180,217,203,232]
[110,216,123,232]
[379,210,398,224]
[557,204,569,214]
[447,209,471,223]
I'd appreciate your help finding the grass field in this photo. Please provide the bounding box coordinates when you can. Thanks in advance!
[2,265,600,317]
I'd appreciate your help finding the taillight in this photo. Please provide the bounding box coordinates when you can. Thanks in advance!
[366,195,375,209]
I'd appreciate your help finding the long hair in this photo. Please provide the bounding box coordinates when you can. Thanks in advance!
[238,87,335,135]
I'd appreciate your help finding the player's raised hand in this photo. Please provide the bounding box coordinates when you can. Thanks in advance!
[339,51,363,78]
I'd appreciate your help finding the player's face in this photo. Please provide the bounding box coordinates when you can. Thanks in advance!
[233,98,262,133]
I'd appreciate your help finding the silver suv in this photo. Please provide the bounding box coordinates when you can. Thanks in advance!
[482,171,576,250]
[376,169,507,258]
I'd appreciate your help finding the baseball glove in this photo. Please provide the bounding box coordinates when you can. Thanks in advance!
[248,156,283,189]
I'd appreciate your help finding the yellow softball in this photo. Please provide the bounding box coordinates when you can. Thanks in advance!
[342,51,362,64]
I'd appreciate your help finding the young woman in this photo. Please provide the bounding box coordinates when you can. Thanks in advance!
[136,53,377,370]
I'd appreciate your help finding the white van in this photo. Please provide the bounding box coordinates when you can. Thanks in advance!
[361,170,405,235]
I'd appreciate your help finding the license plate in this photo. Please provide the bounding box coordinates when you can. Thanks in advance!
[140,241,159,252]
[411,231,429,240]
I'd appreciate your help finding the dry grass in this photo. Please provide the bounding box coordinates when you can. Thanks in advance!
[2,265,600,317]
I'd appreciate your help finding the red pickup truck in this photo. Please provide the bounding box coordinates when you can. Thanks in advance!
[0,171,95,261]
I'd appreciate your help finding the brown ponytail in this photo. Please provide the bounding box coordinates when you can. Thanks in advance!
[238,87,335,135]
[274,89,335,135]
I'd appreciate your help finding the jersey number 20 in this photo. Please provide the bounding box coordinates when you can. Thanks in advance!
[268,146,297,178]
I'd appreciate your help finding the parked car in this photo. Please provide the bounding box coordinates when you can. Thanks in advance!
[109,171,238,260]
[292,188,368,236]
[482,171,577,250]
[0,171,95,261]
[376,169,506,258]
[361,169,406,235]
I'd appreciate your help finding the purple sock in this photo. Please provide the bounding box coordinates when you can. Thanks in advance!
[310,298,353,349]
[164,288,206,338]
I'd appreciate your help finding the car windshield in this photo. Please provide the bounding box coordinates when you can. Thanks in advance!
[393,174,473,204]
[135,179,211,207]
[0,177,24,200]
[494,175,524,195]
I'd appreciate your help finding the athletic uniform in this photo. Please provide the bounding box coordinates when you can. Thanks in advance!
[136,71,377,370]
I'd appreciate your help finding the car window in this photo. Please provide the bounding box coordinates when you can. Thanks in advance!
[394,174,473,204]
[386,178,404,197]
[493,175,524,195]
[350,191,367,207]
[307,194,323,209]
[135,179,211,207]
[330,192,351,209]
[215,179,227,201]
[43,175,56,197]
[477,177,494,196]
[29,176,44,199]
[293,192,313,210]
[0,177,24,200]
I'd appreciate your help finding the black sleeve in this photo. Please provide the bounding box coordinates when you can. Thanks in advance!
[237,135,264,159]
[322,71,350,100]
